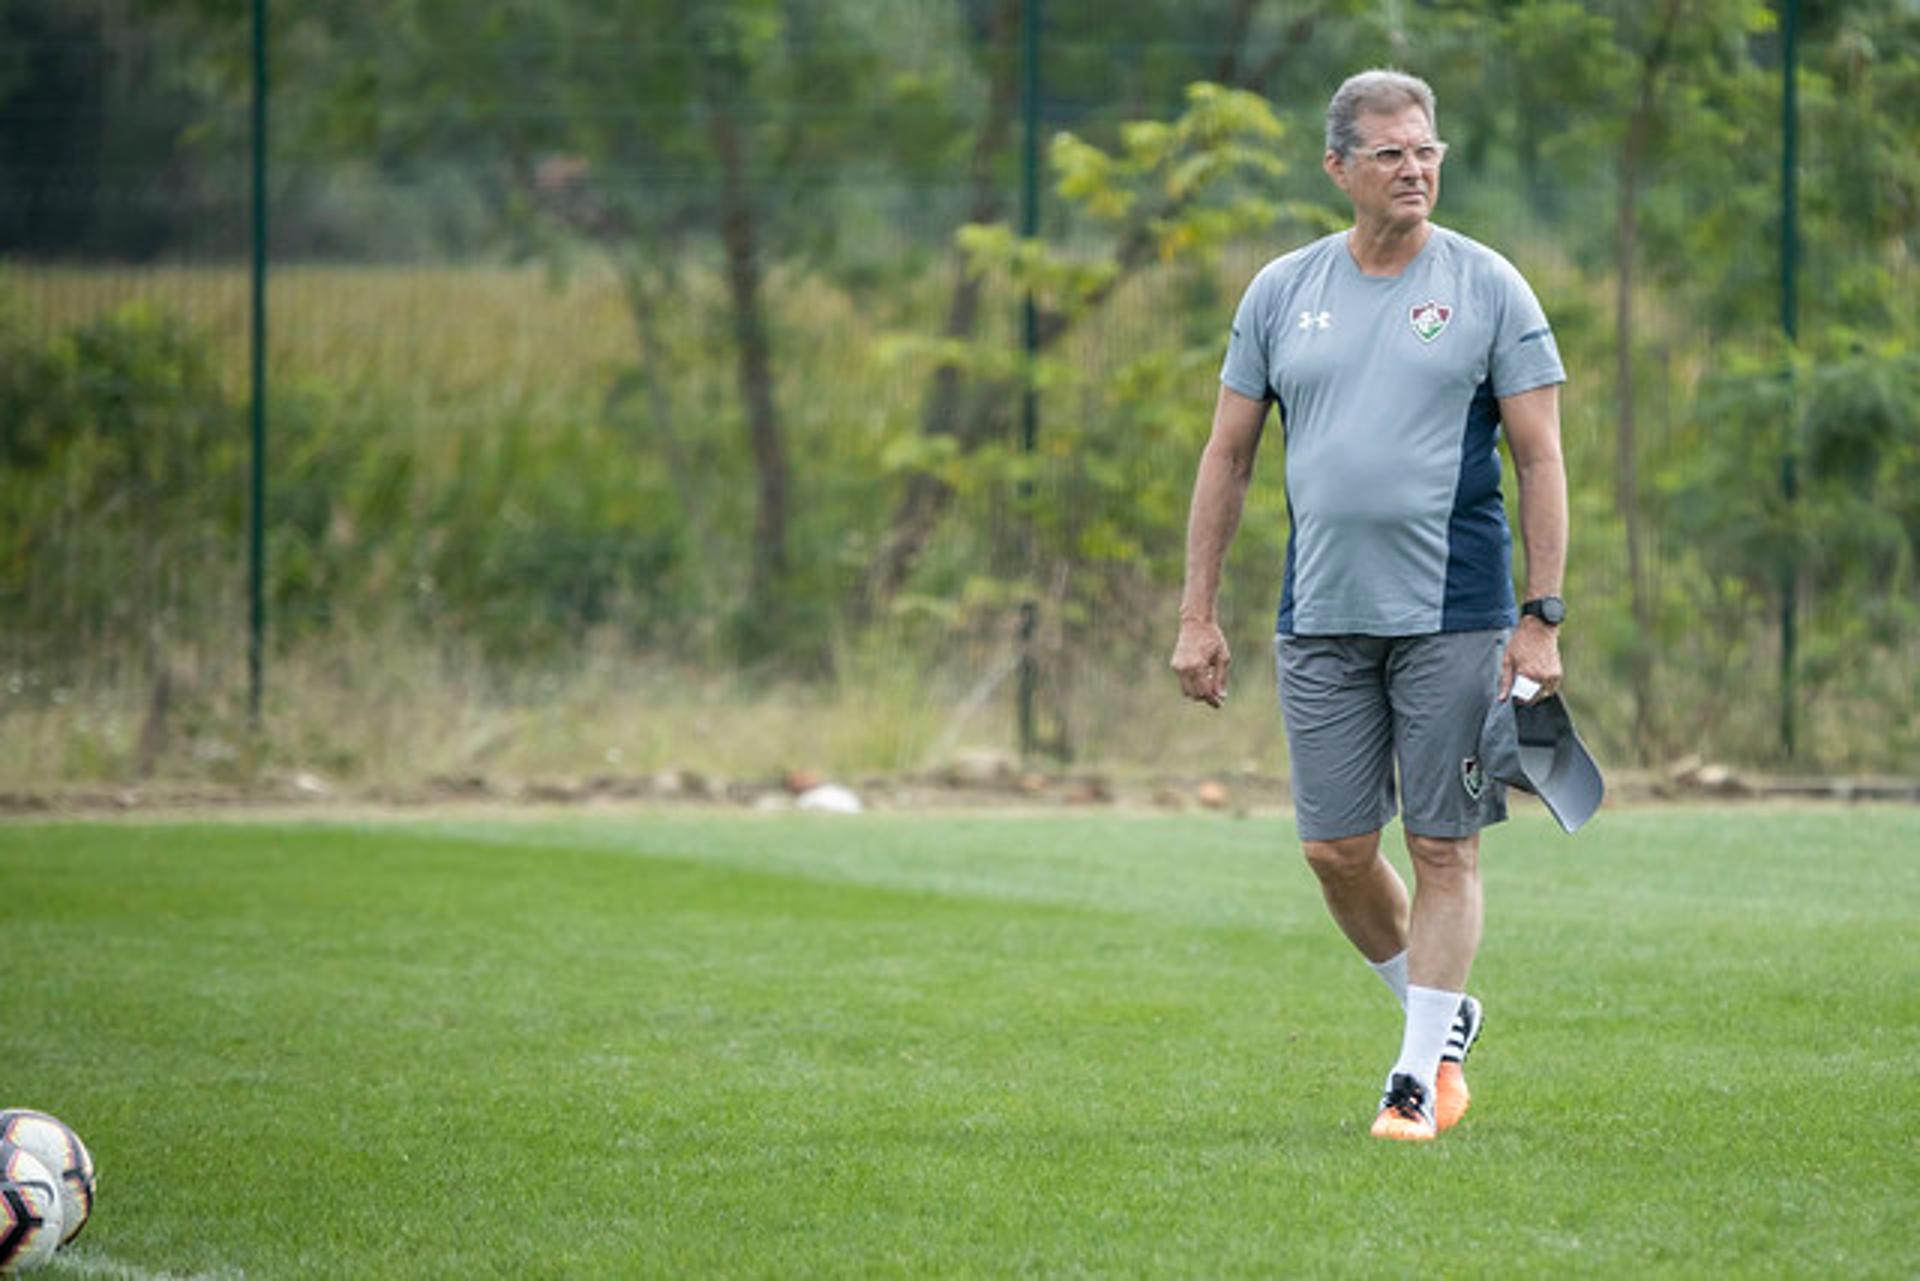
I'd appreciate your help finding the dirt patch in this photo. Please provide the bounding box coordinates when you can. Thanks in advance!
[4,759,1917,820]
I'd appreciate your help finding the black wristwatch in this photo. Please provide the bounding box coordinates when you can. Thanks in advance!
[1521,595,1566,626]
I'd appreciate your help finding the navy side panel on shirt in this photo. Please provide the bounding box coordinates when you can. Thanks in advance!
[1441,380,1512,631]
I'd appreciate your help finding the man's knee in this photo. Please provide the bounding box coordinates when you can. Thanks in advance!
[1404,832,1480,879]
[1303,831,1383,882]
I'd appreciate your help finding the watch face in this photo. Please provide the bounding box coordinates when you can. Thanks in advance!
[1528,597,1566,625]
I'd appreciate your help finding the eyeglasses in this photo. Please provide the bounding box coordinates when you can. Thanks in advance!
[1347,141,1449,171]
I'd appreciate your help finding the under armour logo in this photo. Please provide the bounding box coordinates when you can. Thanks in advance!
[1297,310,1332,331]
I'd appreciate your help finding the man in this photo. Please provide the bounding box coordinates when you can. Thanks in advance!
[1169,69,1569,1142]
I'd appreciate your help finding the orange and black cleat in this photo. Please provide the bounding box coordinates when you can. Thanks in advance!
[1370,1073,1437,1142]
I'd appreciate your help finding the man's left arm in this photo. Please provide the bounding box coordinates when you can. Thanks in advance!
[1500,382,1567,700]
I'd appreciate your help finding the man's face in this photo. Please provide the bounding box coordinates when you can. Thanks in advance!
[1323,104,1442,231]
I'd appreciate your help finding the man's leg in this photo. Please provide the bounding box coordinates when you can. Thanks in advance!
[1365,833,1481,1141]
[1301,830,1410,967]
[1277,634,1403,982]
[1366,832,1483,1139]
[1404,831,1482,992]
[1371,631,1505,1141]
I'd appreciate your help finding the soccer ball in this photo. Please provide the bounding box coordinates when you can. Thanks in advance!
[0,1113,94,1249]
[0,1141,62,1273]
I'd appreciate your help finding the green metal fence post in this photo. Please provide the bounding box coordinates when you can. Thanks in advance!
[248,0,269,727]
[1778,0,1799,760]
[1016,0,1041,760]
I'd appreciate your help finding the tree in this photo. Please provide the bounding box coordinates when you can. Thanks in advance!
[877,82,1326,753]
[859,0,1382,615]
[858,0,1026,617]
[212,0,898,661]
[862,69,1320,613]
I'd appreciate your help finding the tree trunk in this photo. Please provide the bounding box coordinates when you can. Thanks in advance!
[861,0,1022,611]
[1212,0,1261,84]
[1615,148,1655,758]
[708,102,792,638]
[1221,6,1327,92]
[620,258,724,571]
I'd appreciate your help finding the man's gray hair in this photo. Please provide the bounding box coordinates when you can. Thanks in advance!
[1325,69,1437,156]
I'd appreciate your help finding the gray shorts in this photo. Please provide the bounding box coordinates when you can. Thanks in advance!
[1275,630,1509,842]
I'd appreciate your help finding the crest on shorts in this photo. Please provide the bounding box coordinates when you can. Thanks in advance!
[1461,755,1486,801]
[1410,300,1452,343]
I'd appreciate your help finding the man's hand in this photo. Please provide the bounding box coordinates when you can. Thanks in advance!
[1171,618,1233,708]
[1500,618,1562,702]
[1170,389,1267,712]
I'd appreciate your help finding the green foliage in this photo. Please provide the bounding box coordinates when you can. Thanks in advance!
[1672,340,1920,633]
[0,0,237,257]
[0,291,695,678]
[408,420,677,654]
[913,83,1318,638]
[0,295,244,671]
[1047,84,1292,265]
[0,296,237,490]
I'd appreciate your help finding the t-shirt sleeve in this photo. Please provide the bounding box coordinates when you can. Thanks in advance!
[1487,258,1566,398]
[1219,270,1276,403]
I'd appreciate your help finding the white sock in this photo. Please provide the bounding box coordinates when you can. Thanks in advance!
[1367,950,1409,1009]
[1390,984,1463,1096]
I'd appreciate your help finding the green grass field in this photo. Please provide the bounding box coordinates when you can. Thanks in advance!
[3,806,1915,1278]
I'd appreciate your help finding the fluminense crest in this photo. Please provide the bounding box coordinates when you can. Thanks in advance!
[1410,299,1452,343]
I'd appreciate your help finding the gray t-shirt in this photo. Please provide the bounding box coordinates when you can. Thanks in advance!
[1221,225,1566,636]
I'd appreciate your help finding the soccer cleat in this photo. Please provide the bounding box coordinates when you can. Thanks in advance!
[1370,1073,1437,1141]
[1434,994,1484,1131]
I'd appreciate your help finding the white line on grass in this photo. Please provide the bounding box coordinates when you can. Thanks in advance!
[48,1249,245,1281]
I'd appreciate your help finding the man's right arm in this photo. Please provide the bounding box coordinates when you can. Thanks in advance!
[1170,385,1271,708]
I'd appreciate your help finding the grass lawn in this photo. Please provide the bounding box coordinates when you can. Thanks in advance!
[2,806,1915,1277]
